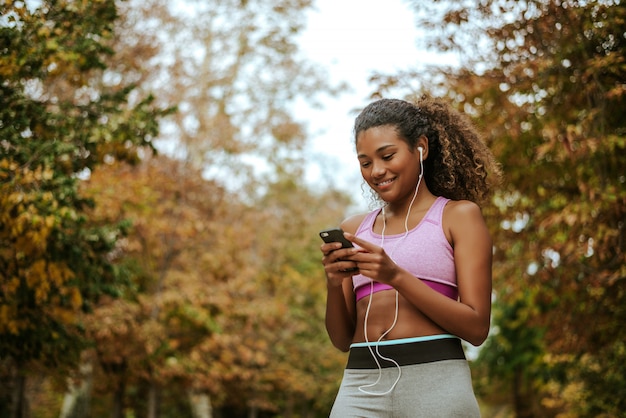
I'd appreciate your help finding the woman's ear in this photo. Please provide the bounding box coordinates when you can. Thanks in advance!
[416,136,428,161]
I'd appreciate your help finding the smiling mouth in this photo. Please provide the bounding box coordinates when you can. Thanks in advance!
[376,177,396,187]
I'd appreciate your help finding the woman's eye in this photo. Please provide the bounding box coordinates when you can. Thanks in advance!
[360,162,371,168]
[382,154,394,161]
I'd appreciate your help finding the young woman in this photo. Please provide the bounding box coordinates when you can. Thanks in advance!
[320,97,502,416]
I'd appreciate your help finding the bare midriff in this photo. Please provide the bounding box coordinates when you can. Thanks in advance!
[351,289,447,343]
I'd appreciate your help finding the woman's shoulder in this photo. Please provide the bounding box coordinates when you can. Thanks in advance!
[340,211,374,234]
[442,199,489,240]
[444,199,481,215]
[443,199,485,223]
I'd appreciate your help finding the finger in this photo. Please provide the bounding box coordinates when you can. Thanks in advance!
[320,242,342,255]
[343,232,379,252]
[338,262,359,274]
[326,261,358,276]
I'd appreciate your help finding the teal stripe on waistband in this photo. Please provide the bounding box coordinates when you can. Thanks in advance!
[350,334,458,348]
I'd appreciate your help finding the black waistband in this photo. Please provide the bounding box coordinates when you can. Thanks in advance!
[346,337,466,369]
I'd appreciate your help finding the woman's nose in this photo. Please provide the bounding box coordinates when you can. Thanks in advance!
[371,161,386,177]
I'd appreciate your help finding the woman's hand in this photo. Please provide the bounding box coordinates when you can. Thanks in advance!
[321,237,359,352]
[320,241,359,287]
[342,232,402,286]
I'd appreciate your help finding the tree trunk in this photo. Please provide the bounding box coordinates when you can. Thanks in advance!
[59,357,94,418]
[10,374,28,418]
[110,380,125,418]
[188,390,212,418]
[147,383,160,418]
[247,405,258,418]
[513,367,534,418]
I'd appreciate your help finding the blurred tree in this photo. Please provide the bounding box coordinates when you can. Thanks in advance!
[388,0,626,416]
[81,156,229,418]
[110,0,340,193]
[2,0,348,416]
[76,0,342,416]
[234,170,352,415]
[79,154,349,417]
[81,1,343,416]
[0,1,169,416]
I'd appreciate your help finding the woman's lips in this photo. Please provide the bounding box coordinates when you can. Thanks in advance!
[375,177,396,189]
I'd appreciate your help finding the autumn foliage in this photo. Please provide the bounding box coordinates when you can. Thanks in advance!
[1,0,167,378]
[393,1,626,416]
[3,0,625,417]
[2,0,345,417]
[79,157,347,415]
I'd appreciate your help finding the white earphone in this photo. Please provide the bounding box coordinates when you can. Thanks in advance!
[418,146,423,161]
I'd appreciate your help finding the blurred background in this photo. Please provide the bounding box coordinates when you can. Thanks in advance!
[1,0,624,417]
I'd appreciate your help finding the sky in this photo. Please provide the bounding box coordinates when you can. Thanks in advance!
[297,0,429,207]
[159,0,441,208]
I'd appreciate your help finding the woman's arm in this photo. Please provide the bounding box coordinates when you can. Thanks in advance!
[324,277,356,352]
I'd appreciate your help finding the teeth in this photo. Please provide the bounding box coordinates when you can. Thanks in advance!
[378,178,394,186]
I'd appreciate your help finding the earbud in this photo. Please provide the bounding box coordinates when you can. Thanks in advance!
[418,146,423,161]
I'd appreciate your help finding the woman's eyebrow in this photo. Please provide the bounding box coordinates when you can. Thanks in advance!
[357,144,396,159]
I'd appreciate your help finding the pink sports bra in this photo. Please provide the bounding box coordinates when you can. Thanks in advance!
[352,196,458,301]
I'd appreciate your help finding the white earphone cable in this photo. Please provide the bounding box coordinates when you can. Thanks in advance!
[358,148,424,395]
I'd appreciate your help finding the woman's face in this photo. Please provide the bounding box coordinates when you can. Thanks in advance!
[356,125,422,204]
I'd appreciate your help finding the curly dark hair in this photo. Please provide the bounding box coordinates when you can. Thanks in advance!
[354,96,502,204]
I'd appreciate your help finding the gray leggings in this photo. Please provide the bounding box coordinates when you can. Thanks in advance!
[330,339,480,417]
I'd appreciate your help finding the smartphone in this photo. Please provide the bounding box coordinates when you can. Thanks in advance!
[320,228,357,272]
[319,228,353,248]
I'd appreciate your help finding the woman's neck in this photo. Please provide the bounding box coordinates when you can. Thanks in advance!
[384,186,435,219]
